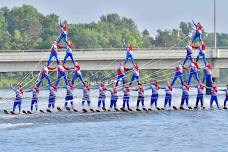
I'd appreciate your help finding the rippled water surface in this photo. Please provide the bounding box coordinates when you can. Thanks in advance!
[0,89,228,152]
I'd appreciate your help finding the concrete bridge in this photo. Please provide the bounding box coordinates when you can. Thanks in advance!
[0,48,227,77]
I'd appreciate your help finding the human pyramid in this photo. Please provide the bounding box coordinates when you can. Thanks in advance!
[9,20,228,114]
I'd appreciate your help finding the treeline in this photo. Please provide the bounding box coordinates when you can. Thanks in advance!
[0,5,228,50]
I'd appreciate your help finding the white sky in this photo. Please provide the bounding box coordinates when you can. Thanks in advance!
[0,0,227,36]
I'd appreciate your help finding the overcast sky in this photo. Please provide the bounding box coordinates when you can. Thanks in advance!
[0,0,227,36]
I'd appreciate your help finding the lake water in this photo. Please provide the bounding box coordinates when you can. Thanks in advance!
[0,88,227,152]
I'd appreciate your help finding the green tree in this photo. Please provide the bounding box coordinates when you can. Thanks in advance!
[142,29,154,48]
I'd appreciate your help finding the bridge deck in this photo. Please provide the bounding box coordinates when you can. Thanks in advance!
[0,49,227,72]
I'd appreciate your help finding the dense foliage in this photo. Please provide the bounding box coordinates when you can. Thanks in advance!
[0,5,228,50]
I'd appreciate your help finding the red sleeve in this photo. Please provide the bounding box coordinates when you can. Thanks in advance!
[20,89,24,95]
[195,62,199,69]
[69,43,73,49]
[37,88,40,93]
[168,85,173,91]
[202,44,206,50]
[64,24,68,31]
[191,45,199,49]
[70,85,74,90]
[57,44,63,49]
[47,67,57,71]
[208,64,213,70]
[186,85,190,91]
[129,45,133,51]
[63,65,69,70]
[124,67,129,71]
[53,86,58,91]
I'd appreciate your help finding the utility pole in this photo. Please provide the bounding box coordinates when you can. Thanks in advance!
[214,0,217,49]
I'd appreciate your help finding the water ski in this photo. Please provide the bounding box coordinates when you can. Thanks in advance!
[142,108,148,111]
[114,108,120,112]
[128,108,133,112]
[10,111,16,115]
[172,106,178,110]
[27,111,32,114]
[39,109,45,113]
[82,109,87,113]
[148,108,152,111]
[66,107,71,111]
[180,107,185,110]
[3,110,9,114]
[57,107,62,112]
[90,109,95,112]
[120,107,127,112]
[188,106,193,110]
[102,107,107,111]
[22,110,27,114]
[46,109,52,113]
[136,108,141,112]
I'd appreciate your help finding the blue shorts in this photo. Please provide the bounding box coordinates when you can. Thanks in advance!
[65,95,73,101]
[49,96,56,104]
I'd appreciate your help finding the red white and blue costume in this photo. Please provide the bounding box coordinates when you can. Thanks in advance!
[55,64,69,86]
[136,85,145,108]
[26,87,40,111]
[187,61,199,85]
[108,86,118,109]
[122,85,131,110]
[192,20,203,43]
[171,64,184,86]
[98,84,107,108]
[57,22,68,44]
[192,43,207,66]
[124,42,135,65]
[82,83,91,107]
[161,85,173,108]
[71,63,85,86]
[48,85,57,109]
[202,64,213,84]
[183,45,193,66]
[129,64,140,86]
[147,83,161,108]
[12,87,24,113]
[210,85,219,109]
[47,41,62,66]
[194,82,205,108]
[180,84,190,108]
[222,87,228,108]
[63,42,76,66]
[115,65,128,87]
[64,85,74,109]
[36,65,55,88]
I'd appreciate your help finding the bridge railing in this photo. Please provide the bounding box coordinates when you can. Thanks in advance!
[0,47,228,53]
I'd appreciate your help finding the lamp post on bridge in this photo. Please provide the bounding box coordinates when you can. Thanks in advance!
[206,0,217,95]
[214,0,217,49]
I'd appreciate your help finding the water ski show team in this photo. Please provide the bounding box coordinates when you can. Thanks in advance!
[8,20,228,114]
